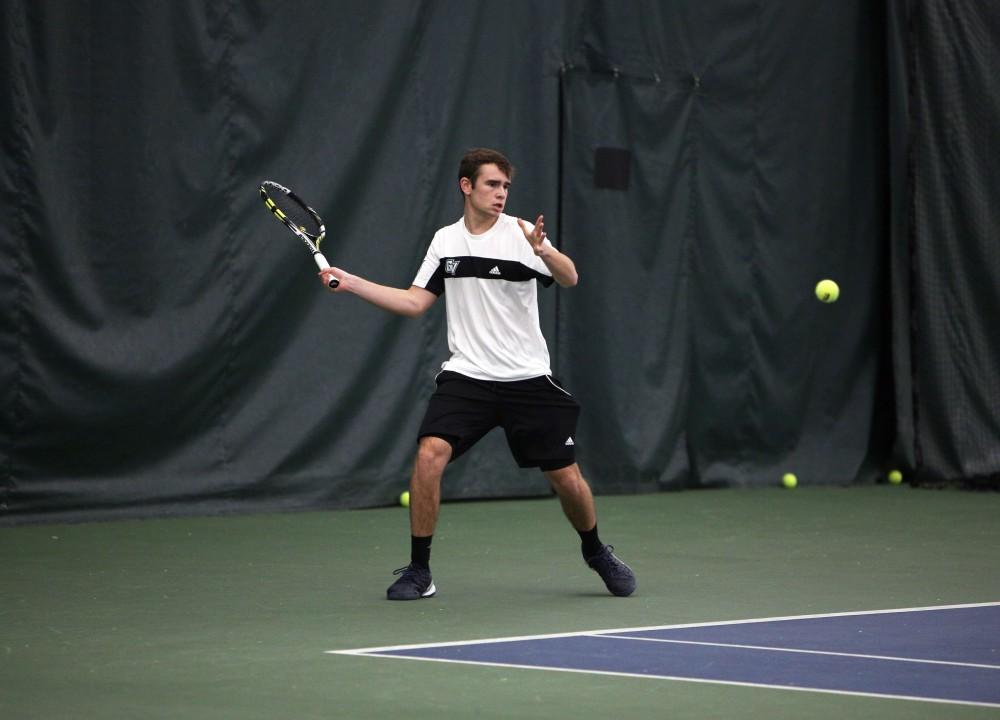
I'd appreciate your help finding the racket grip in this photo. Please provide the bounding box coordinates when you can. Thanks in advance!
[313,252,339,288]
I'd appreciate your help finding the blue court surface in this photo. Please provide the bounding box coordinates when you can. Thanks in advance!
[329,602,1000,708]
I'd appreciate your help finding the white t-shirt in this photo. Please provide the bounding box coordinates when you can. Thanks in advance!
[412,214,556,381]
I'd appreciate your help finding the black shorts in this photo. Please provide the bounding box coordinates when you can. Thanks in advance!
[417,371,580,471]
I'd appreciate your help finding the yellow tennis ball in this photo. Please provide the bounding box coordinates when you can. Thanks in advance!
[782,473,798,489]
[399,491,410,507]
[888,470,903,485]
[815,279,840,303]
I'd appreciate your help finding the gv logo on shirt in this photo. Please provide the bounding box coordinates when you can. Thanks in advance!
[445,259,461,275]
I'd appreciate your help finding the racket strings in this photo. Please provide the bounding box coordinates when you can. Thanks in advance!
[271,196,321,237]
[261,183,322,239]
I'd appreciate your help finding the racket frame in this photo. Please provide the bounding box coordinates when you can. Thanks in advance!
[259,180,338,288]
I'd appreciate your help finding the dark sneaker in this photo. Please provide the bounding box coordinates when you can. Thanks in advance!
[586,545,636,597]
[386,564,436,600]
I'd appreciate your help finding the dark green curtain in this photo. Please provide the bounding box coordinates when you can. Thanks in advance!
[1,1,572,521]
[557,2,889,490]
[12,1,976,524]
[886,0,1000,486]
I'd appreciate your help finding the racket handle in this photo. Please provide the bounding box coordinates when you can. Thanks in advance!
[313,252,339,288]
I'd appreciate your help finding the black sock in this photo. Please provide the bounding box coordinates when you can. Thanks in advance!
[411,535,432,569]
[578,525,603,559]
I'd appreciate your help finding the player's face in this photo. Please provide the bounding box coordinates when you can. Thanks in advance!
[463,164,511,218]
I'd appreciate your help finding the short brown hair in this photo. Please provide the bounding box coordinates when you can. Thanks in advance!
[458,148,514,187]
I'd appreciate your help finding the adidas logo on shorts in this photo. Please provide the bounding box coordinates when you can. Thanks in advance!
[564,437,575,446]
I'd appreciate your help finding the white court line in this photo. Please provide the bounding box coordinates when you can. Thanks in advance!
[328,599,1000,655]
[588,634,1000,670]
[325,600,1000,708]
[328,653,1000,709]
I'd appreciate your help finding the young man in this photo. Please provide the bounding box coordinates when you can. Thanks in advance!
[319,148,635,600]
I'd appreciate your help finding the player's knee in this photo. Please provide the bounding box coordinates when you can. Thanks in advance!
[544,463,582,492]
[416,436,452,469]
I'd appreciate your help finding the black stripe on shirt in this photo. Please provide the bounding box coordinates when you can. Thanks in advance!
[422,257,554,295]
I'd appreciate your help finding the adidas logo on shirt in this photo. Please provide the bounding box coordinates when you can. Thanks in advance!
[489,266,501,276]
[564,437,575,446]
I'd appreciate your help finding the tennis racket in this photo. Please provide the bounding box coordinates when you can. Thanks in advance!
[259,180,338,288]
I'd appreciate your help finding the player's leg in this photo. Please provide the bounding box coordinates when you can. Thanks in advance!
[388,373,498,601]
[543,463,636,597]
[410,435,452,537]
[387,437,450,601]
[500,375,637,597]
[543,462,596,532]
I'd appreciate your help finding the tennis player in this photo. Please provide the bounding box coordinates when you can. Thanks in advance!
[319,148,636,600]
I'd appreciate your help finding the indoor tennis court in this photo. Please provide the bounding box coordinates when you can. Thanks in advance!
[5,487,1000,718]
[3,2,998,718]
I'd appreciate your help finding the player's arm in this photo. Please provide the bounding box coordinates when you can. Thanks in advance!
[517,215,578,288]
[318,267,436,317]
[535,243,578,288]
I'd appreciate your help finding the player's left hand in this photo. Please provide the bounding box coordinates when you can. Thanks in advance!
[517,215,548,257]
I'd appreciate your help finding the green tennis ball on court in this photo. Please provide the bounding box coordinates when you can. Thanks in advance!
[815,279,840,303]
[399,491,410,508]
[782,473,798,489]
[888,469,903,485]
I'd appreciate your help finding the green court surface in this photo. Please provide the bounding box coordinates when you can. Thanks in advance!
[3,486,999,719]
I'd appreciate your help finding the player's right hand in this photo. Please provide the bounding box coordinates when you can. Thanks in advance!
[319,267,345,291]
